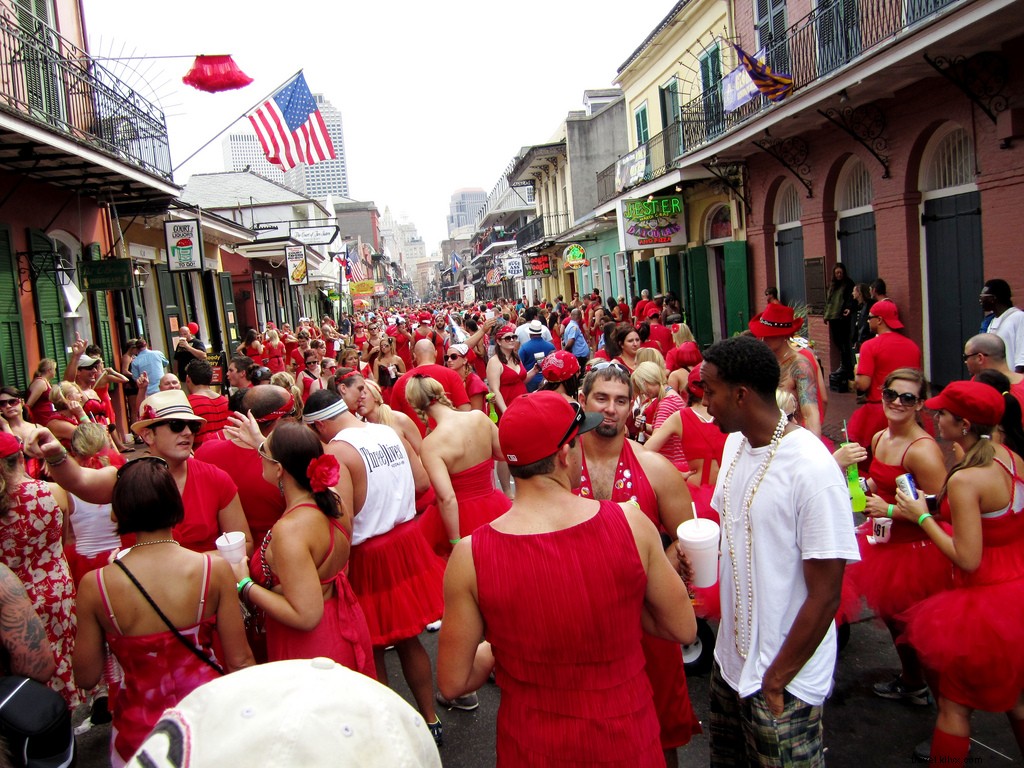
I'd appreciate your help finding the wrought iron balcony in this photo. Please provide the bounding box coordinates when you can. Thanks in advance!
[515,213,570,250]
[676,0,963,154]
[0,14,172,182]
[596,121,683,204]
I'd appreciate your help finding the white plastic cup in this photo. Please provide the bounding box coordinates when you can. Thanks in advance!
[534,352,544,362]
[676,518,721,588]
[215,531,246,564]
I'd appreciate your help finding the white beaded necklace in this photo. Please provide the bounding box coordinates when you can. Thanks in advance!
[721,410,789,659]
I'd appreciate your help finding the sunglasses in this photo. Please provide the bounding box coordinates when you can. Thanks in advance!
[962,352,983,363]
[588,360,629,374]
[306,361,319,367]
[150,419,196,433]
[116,455,169,479]
[500,335,516,342]
[0,398,20,406]
[557,400,586,448]
[881,388,921,407]
[446,353,465,361]
[257,441,278,463]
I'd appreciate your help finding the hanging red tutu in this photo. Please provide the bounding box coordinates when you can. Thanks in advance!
[182,55,253,93]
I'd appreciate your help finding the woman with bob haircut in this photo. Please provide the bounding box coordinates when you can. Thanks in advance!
[74,457,254,765]
[233,422,374,676]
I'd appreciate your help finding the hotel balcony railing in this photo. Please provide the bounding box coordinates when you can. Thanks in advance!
[676,0,962,155]
[596,121,683,205]
[0,15,172,180]
[515,213,570,250]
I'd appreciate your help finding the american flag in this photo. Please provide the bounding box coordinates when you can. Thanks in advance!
[247,72,336,171]
[349,242,369,282]
[450,251,461,272]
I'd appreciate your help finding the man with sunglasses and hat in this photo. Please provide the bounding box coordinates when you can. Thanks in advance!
[748,303,823,437]
[27,390,253,557]
[575,363,702,763]
[438,391,696,767]
[849,299,921,448]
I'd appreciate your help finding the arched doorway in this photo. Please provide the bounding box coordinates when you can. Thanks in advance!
[920,125,982,387]
[835,157,877,284]
[774,183,804,306]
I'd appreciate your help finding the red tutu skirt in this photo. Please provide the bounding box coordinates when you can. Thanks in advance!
[348,519,445,646]
[899,575,1024,711]
[835,571,863,625]
[850,521,955,622]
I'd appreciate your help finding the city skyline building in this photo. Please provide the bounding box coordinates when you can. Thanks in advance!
[446,187,487,237]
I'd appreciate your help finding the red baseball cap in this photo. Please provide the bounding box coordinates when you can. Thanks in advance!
[925,380,1004,425]
[0,432,21,459]
[499,392,603,466]
[870,299,903,330]
[686,366,704,400]
[541,350,580,382]
[644,304,661,319]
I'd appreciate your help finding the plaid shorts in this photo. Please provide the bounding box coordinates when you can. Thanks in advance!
[709,663,825,768]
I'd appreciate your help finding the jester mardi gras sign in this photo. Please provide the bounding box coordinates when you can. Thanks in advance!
[621,195,687,250]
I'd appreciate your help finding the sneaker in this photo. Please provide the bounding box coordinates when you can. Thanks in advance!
[425,619,442,632]
[873,676,931,706]
[436,691,479,711]
[913,737,970,761]
[427,718,443,747]
[90,695,112,725]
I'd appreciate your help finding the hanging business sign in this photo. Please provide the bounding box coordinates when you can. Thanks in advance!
[485,267,503,286]
[463,285,476,305]
[290,225,339,245]
[164,220,203,272]
[615,146,648,193]
[79,259,132,291]
[621,195,687,249]
[503,256,523,279]
[286,245,308,285]
[350,279,375,296]
[373,282,386,296]
[562,243,589,269]
[523,253,551,277]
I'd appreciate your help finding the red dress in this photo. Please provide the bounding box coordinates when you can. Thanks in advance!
[472,501,663,767]
[849,435,954,621]
[576,441,701,749]
[264,341,286,373]
[451,459,511,537]
[97,557,220,762]
[497,361,527,419]
[1,480,78,707]
[28,379,57,425]
[899,454,1024,711]
[250,511,374,677]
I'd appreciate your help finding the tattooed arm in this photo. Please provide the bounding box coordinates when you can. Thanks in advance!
[0,565,55,683]
[787,356,822,436]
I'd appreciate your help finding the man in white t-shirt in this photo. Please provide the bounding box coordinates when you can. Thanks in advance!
[696,335,858,766]
[980,278,1024,372]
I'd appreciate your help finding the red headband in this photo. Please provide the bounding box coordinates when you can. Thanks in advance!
[255,393,296,424]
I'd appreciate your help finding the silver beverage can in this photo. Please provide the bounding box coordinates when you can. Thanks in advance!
[872,517,893,543]
[895,473,919,500]
[858,477,870,494]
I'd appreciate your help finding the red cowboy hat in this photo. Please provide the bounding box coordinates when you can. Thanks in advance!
[749,303,804,337]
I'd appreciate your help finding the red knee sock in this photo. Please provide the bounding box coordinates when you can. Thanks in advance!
[1009,716,1024,757]
[930,728,969,767]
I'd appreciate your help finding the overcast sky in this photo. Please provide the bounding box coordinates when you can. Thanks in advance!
[83,0,673,254]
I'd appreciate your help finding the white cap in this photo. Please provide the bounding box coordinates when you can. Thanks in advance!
[127,658,441,768]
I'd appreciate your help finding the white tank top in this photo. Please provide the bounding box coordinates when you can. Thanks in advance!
[331,422,416,545]
[70,495,121,556]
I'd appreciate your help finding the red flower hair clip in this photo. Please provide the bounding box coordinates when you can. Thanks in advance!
[307,454,341,493]
[142,405,157,421]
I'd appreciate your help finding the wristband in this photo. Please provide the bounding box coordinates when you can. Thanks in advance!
[917,512,932,526]
[236,576,253,595]
[449,538,461,545]
[44,449,69,467]
[886,504,894,519]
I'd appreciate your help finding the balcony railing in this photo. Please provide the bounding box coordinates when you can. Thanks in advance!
[676,0,962,156]
[515,213,570,249]
[0,14,172,180]
[596,121,684,205]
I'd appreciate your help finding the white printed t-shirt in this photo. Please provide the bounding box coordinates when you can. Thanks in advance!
[712,427,859,706]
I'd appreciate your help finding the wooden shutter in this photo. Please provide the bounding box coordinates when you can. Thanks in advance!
[84,243,115,364]
[154,264,181,350]
[0,226,27,390]
[218,272,239,347]
[684,246,714,348]
[723,241,751,337]
[28,228,66,376]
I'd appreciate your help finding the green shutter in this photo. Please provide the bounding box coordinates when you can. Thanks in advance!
[28,228,66,377]
[723,241,751,337]
[684,246,714,348]
[0,226,27,390]
[154,264,181,350]
[85,243,115,364]
[218,272,239,347]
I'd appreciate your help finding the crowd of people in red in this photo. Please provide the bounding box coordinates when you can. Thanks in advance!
[0,279,1022,767]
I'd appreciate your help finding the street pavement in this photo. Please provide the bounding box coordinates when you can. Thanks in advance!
[71,392,1022,765]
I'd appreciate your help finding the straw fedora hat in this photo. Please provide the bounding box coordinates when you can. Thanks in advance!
[132,390,206,435]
